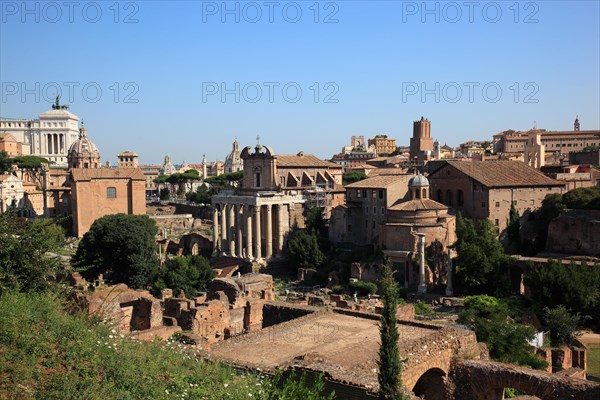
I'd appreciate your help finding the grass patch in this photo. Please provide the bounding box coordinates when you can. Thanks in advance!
[0,291,332,399]
[588,343,600,382]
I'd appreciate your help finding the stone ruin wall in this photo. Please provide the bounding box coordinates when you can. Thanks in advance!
[546,209,600,256]
[67,273,275,345]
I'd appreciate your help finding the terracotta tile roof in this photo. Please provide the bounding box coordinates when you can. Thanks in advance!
[0,174,17,182]
[367,168,408,176]
[437,160,564,188]
[0,133,17,141]
[70,167,145,181]
[389,198,447,211]
[345,174,411,189]
[49,169,69,175]
[277,154,341,168]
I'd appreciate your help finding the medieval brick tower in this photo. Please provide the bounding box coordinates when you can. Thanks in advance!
[410,117,434,163]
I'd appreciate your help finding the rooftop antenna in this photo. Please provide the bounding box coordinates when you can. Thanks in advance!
[256,135,261,146]
[533,120,537,130]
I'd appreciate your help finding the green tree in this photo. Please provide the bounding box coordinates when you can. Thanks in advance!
[342,171,368,185]
[159,187,171,200]
[0,211,64,294]
[562,186,600,210]
[72,214,159,288]
[287,229,325,269]
[458,295,547,369]
[12,155,49,186]
[305,206,326,236]
[525,260,600,327]
[186,184,211,205]
[0,151,13,174]
[543,305,582,346]
[377,261,408,400]
[204,171,243,194]
[507,202,521,254]
[154,255,215,297]
[455,213,513,295]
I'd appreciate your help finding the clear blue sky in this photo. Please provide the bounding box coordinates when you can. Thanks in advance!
[1,0,599,165]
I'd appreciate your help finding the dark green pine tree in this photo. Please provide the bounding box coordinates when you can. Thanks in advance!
[507,202,521,254]
[377,261,407,400]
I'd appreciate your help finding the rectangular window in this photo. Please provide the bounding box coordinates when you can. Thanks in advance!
[372,220,376,229]
[495,202,500,208]
[379,190,384,199]
[373,206,377,214]
[357,190,361,198]
[481,202,486,208]
[365,220,368,228]
[362,190,367,198]
[495,219,499,226]
[107,187,117,199]
[372,191,377,198]
[530,199,535,206]
[381,207,385,215]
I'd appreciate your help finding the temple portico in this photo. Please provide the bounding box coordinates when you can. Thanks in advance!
[212,193,304,261]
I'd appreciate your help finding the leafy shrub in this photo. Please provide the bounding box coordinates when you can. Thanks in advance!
[413,300,435,317]
[349,280,377,296]
[0,212,64,294]
[287,229,325,269]
[543,305,583,346]
[331,285,344,294]
[154,255,215,297]
[459,295,548,370]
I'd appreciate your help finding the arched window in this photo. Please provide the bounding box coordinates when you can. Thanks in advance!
[254,167,262,188]
[415,189,421,199]
[107,187,117,199]
[437,189,443,202]
[446,190,453,206]
[422,188,427,198]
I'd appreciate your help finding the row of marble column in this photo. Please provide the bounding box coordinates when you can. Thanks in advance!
[46,133,66,155]
[212,203,285,260]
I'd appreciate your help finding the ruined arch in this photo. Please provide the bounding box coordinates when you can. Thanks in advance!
[412,368,447,400]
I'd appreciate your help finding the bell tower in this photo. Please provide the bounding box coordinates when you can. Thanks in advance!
[409,116,434,163]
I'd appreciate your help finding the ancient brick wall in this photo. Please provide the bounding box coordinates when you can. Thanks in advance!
[449,359,600,400]
[262,302,317,328]
[546,209,600,256]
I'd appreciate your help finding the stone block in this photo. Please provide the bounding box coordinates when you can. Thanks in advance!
[244,299,265,332]
[208,278,241,304]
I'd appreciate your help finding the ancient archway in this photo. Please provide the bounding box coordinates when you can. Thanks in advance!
[412,368,447,400]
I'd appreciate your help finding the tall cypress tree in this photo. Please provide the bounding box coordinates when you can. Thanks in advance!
[377,261,407,400]
[507,202,521,253]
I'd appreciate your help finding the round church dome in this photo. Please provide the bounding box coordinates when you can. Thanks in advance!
[67,121,101,168]
[408,173,429,188]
